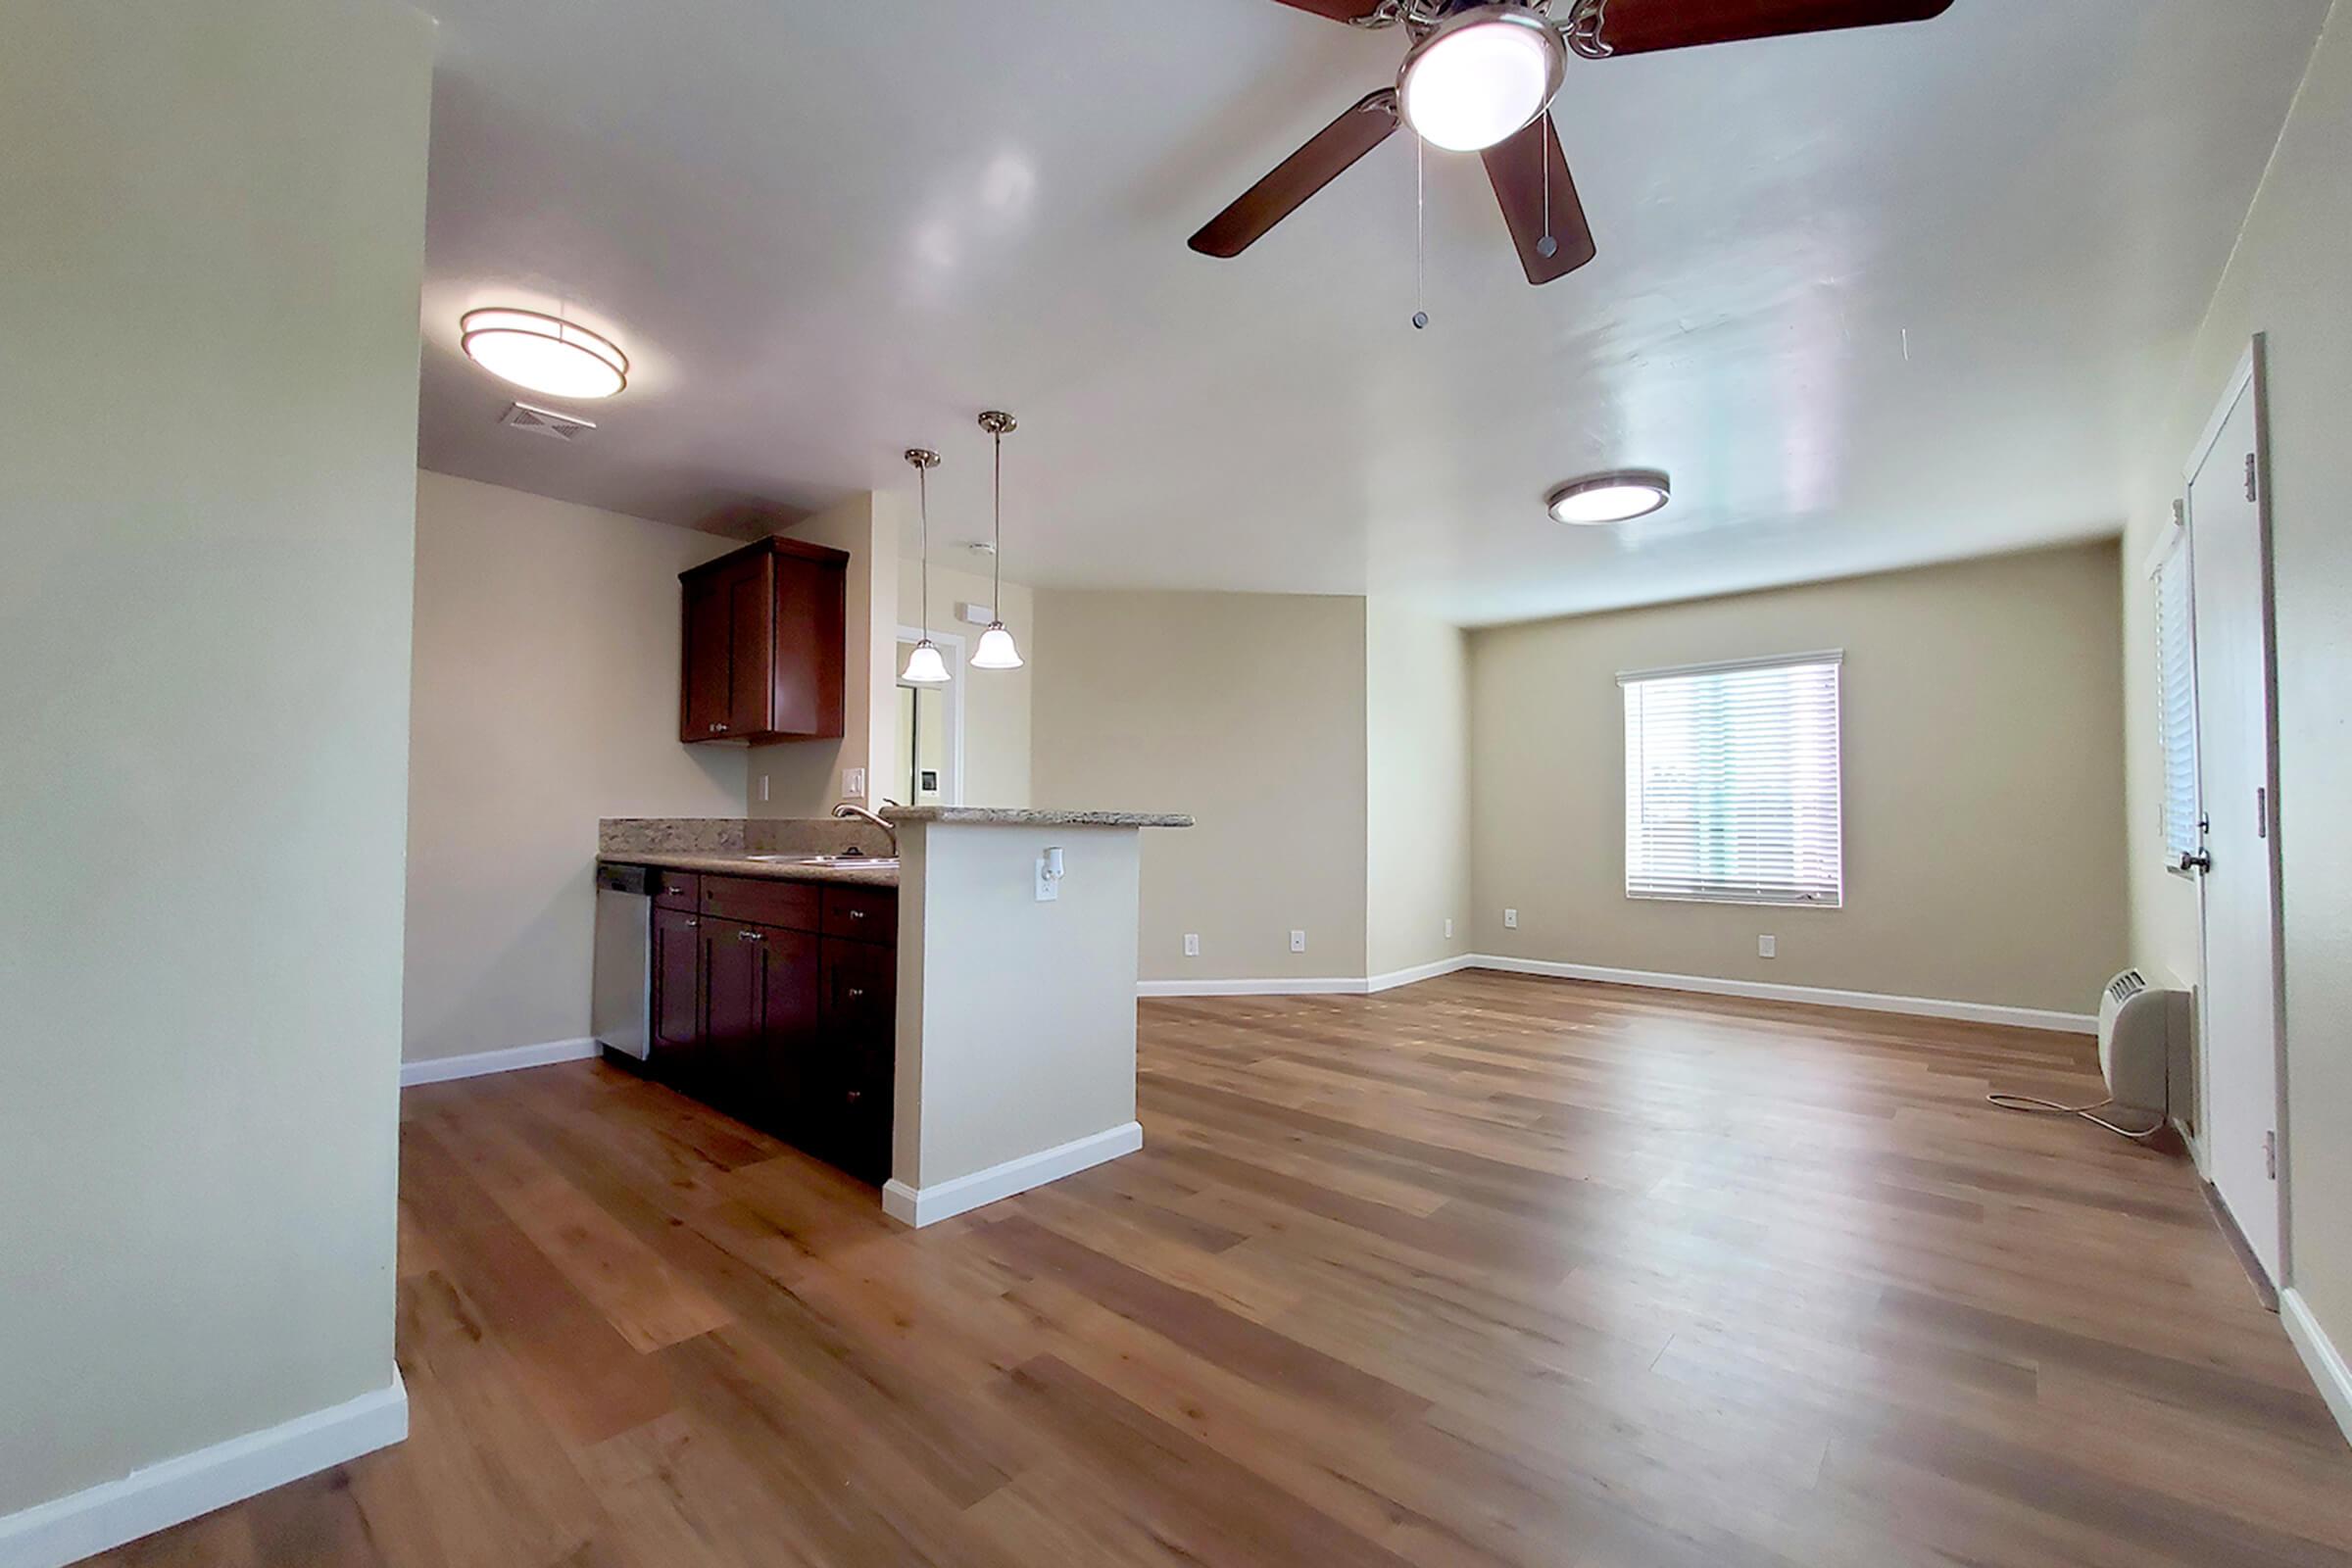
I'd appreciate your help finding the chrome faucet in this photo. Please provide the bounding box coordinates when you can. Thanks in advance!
[832,800,897,857]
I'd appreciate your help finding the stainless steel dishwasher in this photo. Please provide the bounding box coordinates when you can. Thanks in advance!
[591,863,652,1060]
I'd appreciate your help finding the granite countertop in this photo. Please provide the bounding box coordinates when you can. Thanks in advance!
[599,850,899,887]
[881,807,1194,828]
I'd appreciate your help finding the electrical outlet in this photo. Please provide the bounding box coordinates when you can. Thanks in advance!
[843,766,866,799]
[1758,934,1776,959]
[759,774,770,804]
[1290,929,1307,954]
[1445,917,1454,940]
[1034,855,1059,902]
[1184,933,1200,957]
[1503,908,1518,930]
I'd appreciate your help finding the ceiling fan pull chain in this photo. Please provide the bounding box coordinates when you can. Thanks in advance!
[1412,135,1429,330]
[1538,118,1556,258]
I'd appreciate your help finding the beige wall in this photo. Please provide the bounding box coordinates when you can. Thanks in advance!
[404,472,749,1064]
[751,492,901,818]
[1367,600,1473,978]
[1469,544,2129,1016]
[894,557,1033,808]
[0,0,431,1519]
[2121,3,2352,1360]
[1031,592,1370,982]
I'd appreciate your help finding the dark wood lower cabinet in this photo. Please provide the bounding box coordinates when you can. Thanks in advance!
[643,871,894,1185]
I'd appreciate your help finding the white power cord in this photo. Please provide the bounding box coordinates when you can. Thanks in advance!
[1985,1091,2166,1142]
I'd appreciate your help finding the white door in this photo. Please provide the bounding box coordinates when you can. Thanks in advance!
[2185,345,2284,1285]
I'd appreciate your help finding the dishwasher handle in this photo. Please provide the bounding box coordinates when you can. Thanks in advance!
[597,863,653,898]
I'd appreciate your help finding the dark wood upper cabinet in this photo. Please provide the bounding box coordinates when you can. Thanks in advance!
[678,536,848,745]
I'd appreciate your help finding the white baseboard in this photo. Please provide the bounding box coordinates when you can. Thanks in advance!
[2283,1288,2352,1452]
[399,1036,600,1087]
[0,1376,407,1568]
[883,1121,1144,1228]
[1138,977,1369,998]
[1462,956,2097,1033]
[1366,955,1478,994]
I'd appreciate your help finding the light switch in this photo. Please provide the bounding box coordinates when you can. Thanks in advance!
[1184,933,1200,957]
[1445,918,1454,939]
[843,766,866,799]
[1758,934,1777,959]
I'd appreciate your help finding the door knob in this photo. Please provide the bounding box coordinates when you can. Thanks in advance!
[2179,849,2213,873]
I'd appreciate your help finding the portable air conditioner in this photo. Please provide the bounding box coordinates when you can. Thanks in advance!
[2097,968,2193,1122]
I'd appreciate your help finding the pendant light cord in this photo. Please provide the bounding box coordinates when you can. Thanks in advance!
[918,462,932,643]
[991,427,1004,607]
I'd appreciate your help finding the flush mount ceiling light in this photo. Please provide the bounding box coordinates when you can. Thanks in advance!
[901,448,952,685]
[968,410,1024,672]
[1397,5,1566,154]
[1546,468,1671,525]
[459,308,628,399]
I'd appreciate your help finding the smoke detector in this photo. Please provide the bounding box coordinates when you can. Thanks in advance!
[497,400,597,441]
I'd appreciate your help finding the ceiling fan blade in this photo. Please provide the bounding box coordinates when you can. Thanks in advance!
[1587,0,1953,56]
[1265,0,1393,21]
[1482,115,1596,285]
[1189,89,1400,259]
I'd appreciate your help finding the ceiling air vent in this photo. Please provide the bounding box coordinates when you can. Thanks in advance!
[498,400,596,441]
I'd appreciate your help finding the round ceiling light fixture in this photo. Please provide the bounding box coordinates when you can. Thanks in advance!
[1546,468,1672,525]
[1397,5,1567,154]
[459,308,628,399]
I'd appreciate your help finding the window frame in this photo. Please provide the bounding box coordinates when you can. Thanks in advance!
[1619,650,1846,911]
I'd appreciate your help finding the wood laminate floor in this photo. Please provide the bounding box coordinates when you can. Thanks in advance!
[97,972,2352,1567]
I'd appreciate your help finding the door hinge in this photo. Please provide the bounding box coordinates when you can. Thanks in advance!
[2245,453,2259,503]
[2266,1130,2278,1181]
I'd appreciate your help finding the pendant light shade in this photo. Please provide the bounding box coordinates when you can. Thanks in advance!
[974,410,1024,672]
[971,622,1023,670]
[901,638,951,684]
[903,447,950,684]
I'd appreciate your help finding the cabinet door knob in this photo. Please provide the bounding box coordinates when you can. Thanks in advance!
[846,1090,862,1104]
[846,986,865,1000]
[848,908,865,920]
[684,918,698,928]
[738,929,762,942]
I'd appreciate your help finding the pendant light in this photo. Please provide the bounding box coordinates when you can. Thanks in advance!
[901,448,951,685]
[969,410,1025,670]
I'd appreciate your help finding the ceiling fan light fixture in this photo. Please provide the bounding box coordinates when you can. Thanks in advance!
[1397,6,1566,154]
[1547,468,1671,525]
[459,308,628,399]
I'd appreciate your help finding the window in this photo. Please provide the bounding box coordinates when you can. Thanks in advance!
[1622,653,1843,906]
[2154,525,2201,867]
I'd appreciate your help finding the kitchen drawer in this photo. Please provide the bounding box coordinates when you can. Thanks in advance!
[700,874,820,932]
[820,936,895,1039]
[821,884,897,944]
[651,870,700,910]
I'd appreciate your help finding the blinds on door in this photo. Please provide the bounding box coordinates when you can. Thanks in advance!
[2155,529,2202,865]
[1621,653,1843,907]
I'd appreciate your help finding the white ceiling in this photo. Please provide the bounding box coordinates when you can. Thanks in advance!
[414,0,2326,624]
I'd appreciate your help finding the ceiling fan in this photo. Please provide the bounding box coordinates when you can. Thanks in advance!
[1190,0,1956,284]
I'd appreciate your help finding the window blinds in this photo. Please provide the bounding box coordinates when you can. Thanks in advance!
[1621,654,1843,906]
[2155,533,2201,865]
